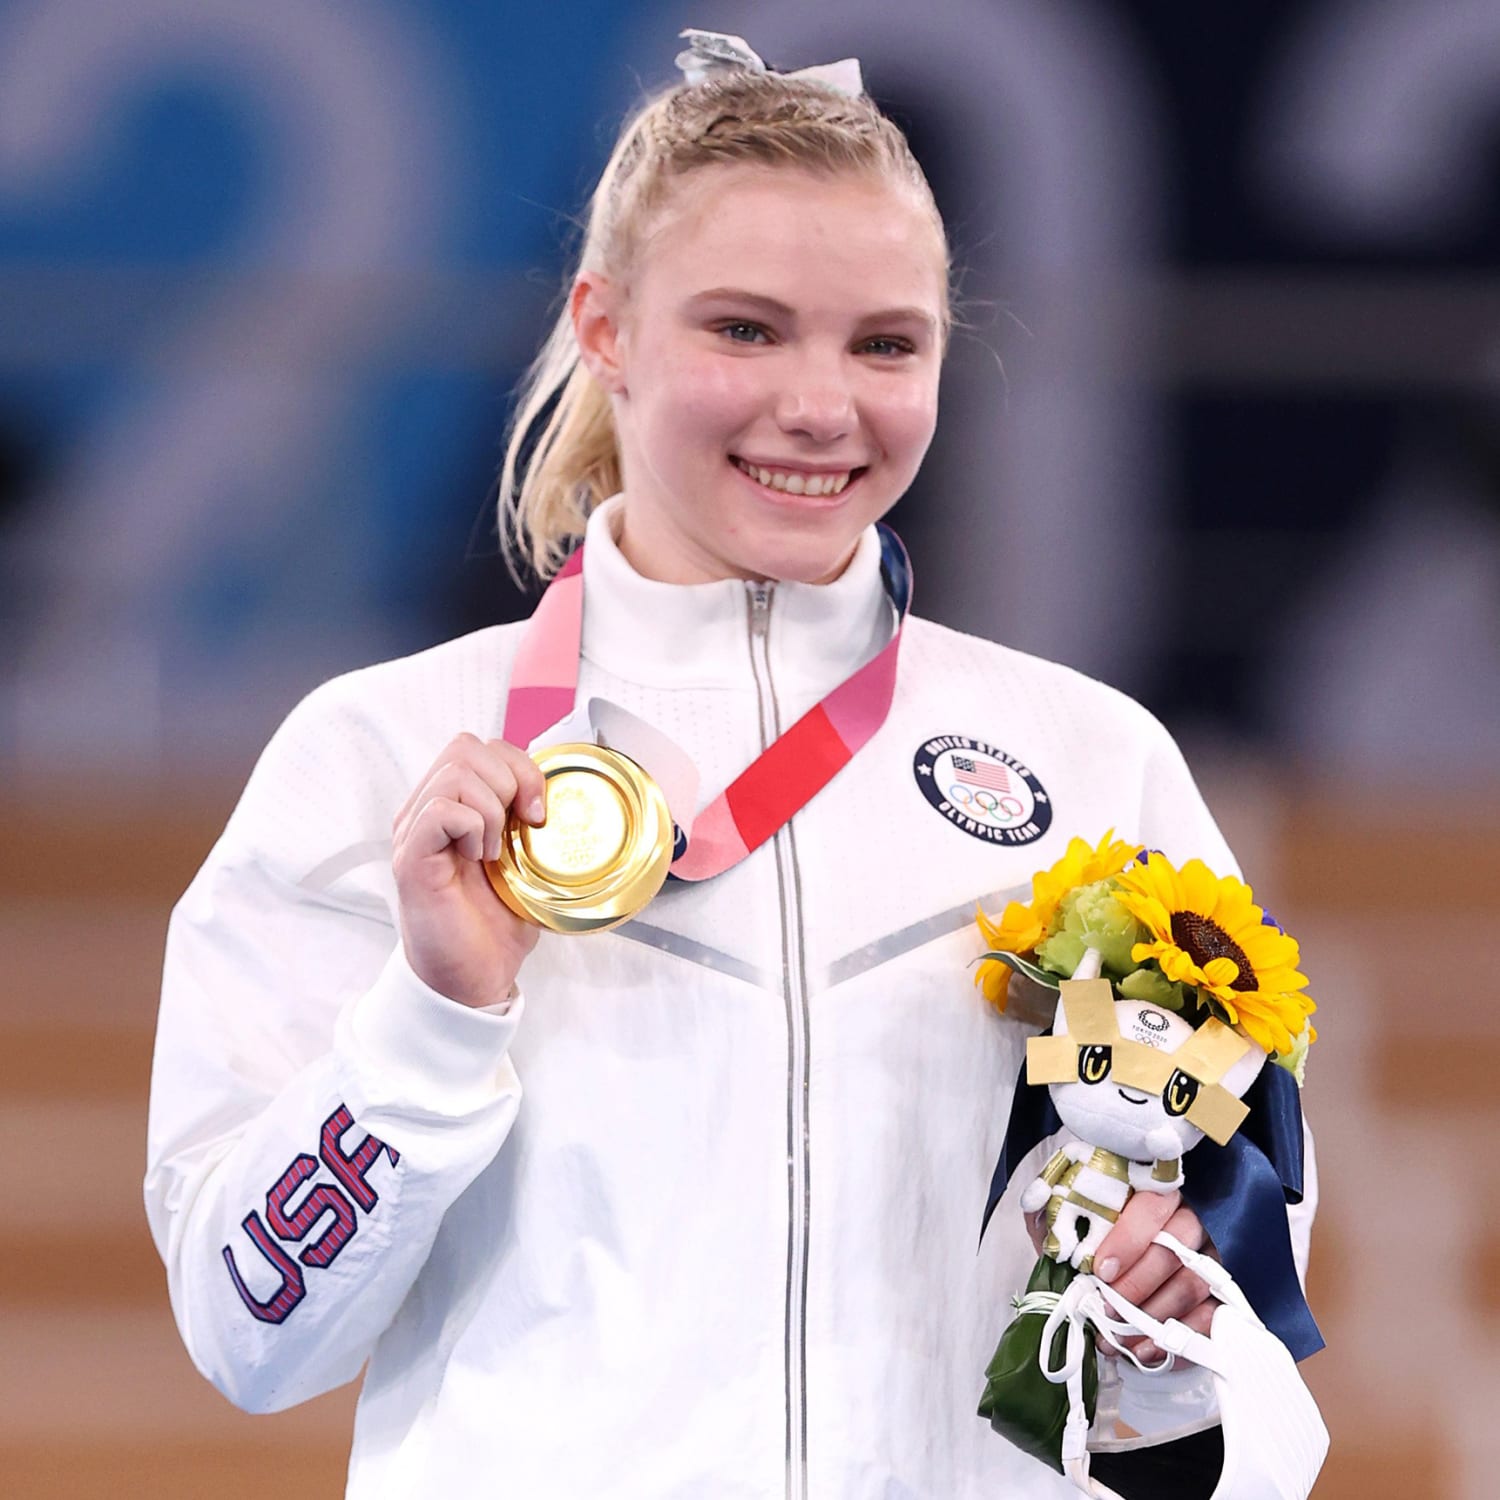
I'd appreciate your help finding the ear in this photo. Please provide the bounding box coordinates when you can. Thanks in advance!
[1221,1038,1267,1100]
[571,271,628,395]
[1052,989,1069,1037]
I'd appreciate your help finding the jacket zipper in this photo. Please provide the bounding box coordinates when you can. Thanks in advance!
[747,581,811,1500]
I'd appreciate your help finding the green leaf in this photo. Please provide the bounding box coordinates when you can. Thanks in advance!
[1117,967,1187,1010]
[978,951,1061,990]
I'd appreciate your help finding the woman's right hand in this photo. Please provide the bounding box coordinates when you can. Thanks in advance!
[392,734,547,1009]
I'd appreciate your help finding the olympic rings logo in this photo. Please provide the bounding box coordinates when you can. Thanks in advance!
[947,784,1028,824]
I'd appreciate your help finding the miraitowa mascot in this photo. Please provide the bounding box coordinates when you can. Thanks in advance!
[979,948,1329,1500]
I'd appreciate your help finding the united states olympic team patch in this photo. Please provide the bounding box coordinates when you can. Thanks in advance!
[912,735,1053,846]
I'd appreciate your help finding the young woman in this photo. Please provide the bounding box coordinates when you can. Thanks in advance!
[146,34,1312,1498]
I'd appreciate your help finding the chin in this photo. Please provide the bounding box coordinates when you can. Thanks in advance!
[729,515,869,585]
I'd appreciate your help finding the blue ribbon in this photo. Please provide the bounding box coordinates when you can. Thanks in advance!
[982,1052,1324,1361]
[876,522,913,614]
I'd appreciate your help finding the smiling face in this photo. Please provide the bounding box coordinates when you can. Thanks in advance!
[573,164,946,585]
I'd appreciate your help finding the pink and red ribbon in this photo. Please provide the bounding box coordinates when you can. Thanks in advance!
[503,528,912,882]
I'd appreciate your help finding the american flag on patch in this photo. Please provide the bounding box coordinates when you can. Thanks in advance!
[952,755,1011,792]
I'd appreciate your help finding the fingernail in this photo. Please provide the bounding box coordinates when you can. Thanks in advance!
[1137,1342,1160,1364]
[1097,1258,1119,1283]
[528,796,545,825]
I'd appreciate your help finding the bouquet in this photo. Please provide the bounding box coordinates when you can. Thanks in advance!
[972,834,1325,1496]
[974,831,1316,1077]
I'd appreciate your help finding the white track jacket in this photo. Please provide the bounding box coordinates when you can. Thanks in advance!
[146,499,1313,1498]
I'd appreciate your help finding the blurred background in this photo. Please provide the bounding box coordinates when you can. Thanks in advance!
[1,0,1496,1495]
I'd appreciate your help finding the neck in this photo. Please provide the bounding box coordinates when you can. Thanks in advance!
[612,511,750,585]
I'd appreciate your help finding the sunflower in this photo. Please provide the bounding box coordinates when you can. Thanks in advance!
[974,830,1140,1011]
[1113,852,1317,1057]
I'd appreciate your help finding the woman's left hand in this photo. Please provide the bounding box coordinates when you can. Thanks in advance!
[1092,1190,1215,1362]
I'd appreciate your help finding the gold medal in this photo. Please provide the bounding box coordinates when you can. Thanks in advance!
[484,743,673,933]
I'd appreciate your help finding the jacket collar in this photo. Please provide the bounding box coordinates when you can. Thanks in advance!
[579,495,893,693]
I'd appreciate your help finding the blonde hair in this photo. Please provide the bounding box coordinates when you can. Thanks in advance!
[499,69,949,580]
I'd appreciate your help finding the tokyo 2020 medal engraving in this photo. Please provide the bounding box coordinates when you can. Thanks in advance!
[485,743,673,933]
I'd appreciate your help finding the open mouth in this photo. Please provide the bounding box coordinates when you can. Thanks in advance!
[730,455,867,499]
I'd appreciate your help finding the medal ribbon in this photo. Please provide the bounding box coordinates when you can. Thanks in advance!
[503,526,912,882]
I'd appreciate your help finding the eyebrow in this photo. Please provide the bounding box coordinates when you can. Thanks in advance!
[686,287,939,332]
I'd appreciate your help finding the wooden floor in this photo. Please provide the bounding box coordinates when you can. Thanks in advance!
[2,779,1494,1497]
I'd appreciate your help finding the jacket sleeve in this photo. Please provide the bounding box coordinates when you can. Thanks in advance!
[144,678,523,1415]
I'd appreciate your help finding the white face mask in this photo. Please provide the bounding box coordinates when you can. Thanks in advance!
[1037,1232,1329,1500]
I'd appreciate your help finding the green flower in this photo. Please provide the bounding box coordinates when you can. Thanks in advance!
[1035,878,1145,979]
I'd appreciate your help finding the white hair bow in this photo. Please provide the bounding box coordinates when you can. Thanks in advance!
[674,28,864,99]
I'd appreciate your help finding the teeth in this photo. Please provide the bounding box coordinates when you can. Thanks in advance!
[736,459,853,497]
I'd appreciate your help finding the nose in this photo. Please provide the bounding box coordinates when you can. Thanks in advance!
[774,354,856,444]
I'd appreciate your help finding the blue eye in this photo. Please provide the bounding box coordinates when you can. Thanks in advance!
[719,321,769,344]
[861,336,916,357]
